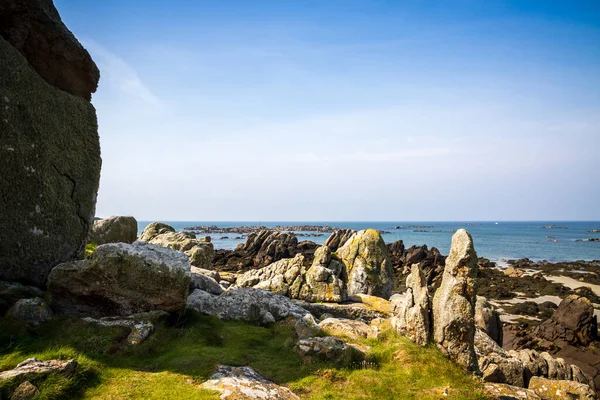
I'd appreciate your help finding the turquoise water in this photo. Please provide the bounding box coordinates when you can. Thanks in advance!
[138,221,600,262]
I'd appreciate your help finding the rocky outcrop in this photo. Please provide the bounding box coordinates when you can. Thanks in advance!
[528,376,595,399]
[295,337,366,365]
[0,0,101,288]
[138,222,215,268]
[296,300,390,322]
[324,229,356,251]
[318,317,376,340]
[393,264,431,346]
[190,267,223,295]
[186,288,308,325]
[212,230,302,272]
[475,296,503,346]
[336,229,394,299]
[9,297,53,325]
[475,329,525,387]
[432,229,479,372]
[47,242,191,317]
[90,216,138,245]
[236,246,348,303]
[389,242,446,291]
[484,383,541,399]
[532,295,597,346]
[200,365,300,400]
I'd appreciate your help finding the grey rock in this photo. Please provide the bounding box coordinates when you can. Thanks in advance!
[318,317,376,340]
[0,32,100,287]
[48,242,191,317]
[10,381,39,400]
[186,288,308,325]
[9,297,53,325]
[484,383,541,400]
[323,229,356,251]
[295,314,321,340]
[90,216,138,245]
[0,281,44,315]
[295,336,366,364]
[432,229,479,372]
[528,376,595,399]
[393,264,431,346]
[475,329,525,387]
[200,365,300,400]
[190,268,224,295]
[0,358,77,383]
[475,296,503,346]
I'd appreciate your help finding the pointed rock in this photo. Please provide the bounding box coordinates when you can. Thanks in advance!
[393,264,431,346]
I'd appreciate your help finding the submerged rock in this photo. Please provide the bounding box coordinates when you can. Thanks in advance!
[90,216,138,245]
[336,229,394,299]
[0,1,101,288]
[393,264,431,346]
[200,365,300,400]
[48,242,191,317]
[432,229,479,372]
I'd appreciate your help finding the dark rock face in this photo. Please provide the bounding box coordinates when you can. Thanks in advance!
[90,216,138,245]
[0,0,100,100]
[323,229,356,252]
[0,1,101,288]
[532,295,598,347]
[213,230,310,272]
[388,241,446,292]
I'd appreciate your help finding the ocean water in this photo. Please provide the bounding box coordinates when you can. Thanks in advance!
[138,221,600,262]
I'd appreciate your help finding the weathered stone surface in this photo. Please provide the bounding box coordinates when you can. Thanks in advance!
[187,288,308,325]
[475,296,503,346]
[190,267,223,295]
[318,317,376,340]
[10,381,39,400]
[9,297,52,325]
[391,243,446,292]
[0,34,100,288]
[82,311,166,345]
[295,313,321,340]
[236,254,305,296]
[484,383,541,400]
[0,281,44,316]
[0,358,76,383]
[509,349,549,386]
[336,229,394,299]
[532,295,598,346]
[539,352,572,381]
[504,267,525,278]
[393,264,431,346]
[295,336,365,364]
[48,242,191,317]
[295,300,390,322]
[200,365,300,400]
[90,216,137,245]
[432,229,479,372]
[528,376,595,399]
[0,0,99,100]
[138,223,215,268]
[475,329,525,387]
[324,229,356,252]
[350,294,393,314]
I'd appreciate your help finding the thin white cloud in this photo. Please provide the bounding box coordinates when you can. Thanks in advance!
[83,40,160,106]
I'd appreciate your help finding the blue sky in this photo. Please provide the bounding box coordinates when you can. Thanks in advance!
[55,0,600,221]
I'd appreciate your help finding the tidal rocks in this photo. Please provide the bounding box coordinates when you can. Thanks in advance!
[318,317,376,340]
[528,376,595,399]
[9,297,53,326]
[432,229,479,372]
[324,229,356,251]
[0,4,101,287]
[186,288,308,325]
[200,365,300,400]
[89,216,138,245]
[138,222,215,268]
[47,242,191,317]
[336,229,394,299]
[475,296,503,346]
[393,264,431,346]
[532,295,598,346]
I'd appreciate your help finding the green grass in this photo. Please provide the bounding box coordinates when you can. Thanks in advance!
[0,312,485,399]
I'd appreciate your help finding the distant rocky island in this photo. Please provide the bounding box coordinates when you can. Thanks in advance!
[184,224,340,234]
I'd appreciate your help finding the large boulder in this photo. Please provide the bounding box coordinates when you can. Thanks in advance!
[138,222,215,268]
[186,288,308,325]
[532,295,598,346]
[393,263,431,346]
[432,229,479,372]
[235,254,306,297]
[318,317,376,340]
[47,242,191,317]
[0,1,101,288]
[89,216,138,245]
[336,229,394,299]
[475,329,526,387]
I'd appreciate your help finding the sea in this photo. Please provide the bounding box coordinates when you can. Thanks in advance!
[138,221,600,263]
